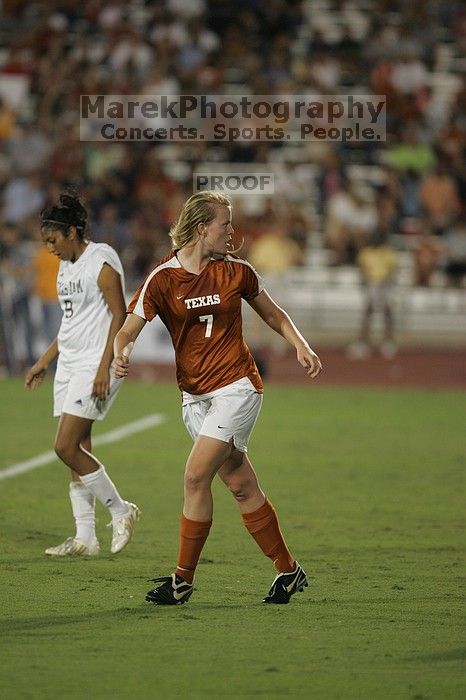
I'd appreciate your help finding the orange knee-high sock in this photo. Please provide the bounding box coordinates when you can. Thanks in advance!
[175,514,212,584]
[242,498,295,573]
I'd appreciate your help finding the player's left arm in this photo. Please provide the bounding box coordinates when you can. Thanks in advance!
[94,263,127,399]
[248,290,322,378]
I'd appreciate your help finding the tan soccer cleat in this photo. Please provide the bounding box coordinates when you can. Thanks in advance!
[45,537,100,557]
[109,502,141,554]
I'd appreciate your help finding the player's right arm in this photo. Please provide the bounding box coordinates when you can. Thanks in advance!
[113,313,147,378]
[25,339,59,390]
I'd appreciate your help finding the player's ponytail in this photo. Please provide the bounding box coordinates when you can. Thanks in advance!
[169,191,231,249]
[40,192,89,239]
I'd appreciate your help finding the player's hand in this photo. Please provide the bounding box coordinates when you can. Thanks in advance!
[25,363,47,390]
[92,367,110,401]
[297,345,322,379]
[113,353,130,379]
[112,343,133,379]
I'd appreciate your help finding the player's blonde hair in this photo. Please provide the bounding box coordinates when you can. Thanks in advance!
[169,191,231,249]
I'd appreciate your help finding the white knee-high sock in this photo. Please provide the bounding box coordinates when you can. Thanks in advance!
[69,482,96,545]
[79,466,128,519]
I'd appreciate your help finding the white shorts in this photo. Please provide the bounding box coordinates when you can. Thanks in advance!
[182,377,263,453]
[53,363,123,421]
[366,282,393,310]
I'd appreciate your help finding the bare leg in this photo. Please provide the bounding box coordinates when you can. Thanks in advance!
[55,414,101,475]
[328,228,350,265]
[360,300,373,345]
[54,412,129,521]
[69,430,92,483]
[45,423,99,554]
[218,448,266,514]
[170,436,234,582]
[383,303,394,343]
[182,435,234,521]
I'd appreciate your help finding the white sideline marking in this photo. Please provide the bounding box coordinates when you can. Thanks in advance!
[0,413,165,481]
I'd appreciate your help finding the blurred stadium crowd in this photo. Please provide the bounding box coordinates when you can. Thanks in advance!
[0,0,465,372]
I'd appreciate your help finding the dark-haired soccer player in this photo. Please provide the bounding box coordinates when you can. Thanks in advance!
[26,193,140,557]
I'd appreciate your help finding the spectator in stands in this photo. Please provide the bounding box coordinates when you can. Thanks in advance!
[443,217,466,288]
[309,52,341,92]
[390,50,428,97]
[7,120,52,175]
[348,230,399,360]
[325,180,378,265]
[317,151,345,215]
[93,203,129,253]
[175,18,221,81]
[108,29,153,82]
[399,168,423,219]
[0,97,15,141]
[247,218,301,276]
[33,235,61,345]
[386,122,437,174]
[120,215,168,293]
[419,162,461,236]
[142,65,181,96]
[412,225,444,287]
[375,182,399,236]
[0,222,36,369]
[247,214,302,369]
[286,203,313,256]
[98,0,125,31]
[2,171,46,225]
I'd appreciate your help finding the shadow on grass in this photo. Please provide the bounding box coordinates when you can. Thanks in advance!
[405,647,466,663]
[0,602,260,635]
[0,606,174,634]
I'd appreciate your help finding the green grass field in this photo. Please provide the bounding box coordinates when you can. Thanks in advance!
[0,377,464,700]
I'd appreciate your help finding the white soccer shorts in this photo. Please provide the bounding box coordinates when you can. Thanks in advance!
[182,377,263,453]
[366,282,393,310]
[53,363,123,421]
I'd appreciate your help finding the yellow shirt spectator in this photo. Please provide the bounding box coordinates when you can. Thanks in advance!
[248,230,301,275]
[34,246,59,301]
[357,245,398,283]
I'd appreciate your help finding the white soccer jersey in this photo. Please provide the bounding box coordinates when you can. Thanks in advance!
[56,242,124,368]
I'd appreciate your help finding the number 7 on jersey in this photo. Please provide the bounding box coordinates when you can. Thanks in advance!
[199,314,213,338]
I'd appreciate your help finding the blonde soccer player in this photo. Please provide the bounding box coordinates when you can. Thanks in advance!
[114,191,322,604]
[25,193,140,557]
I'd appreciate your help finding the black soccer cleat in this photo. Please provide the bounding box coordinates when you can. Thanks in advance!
[262,562,308,604]
[145,573,194,605]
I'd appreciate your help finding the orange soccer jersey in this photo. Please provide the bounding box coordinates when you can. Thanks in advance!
[127,252,265,395]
